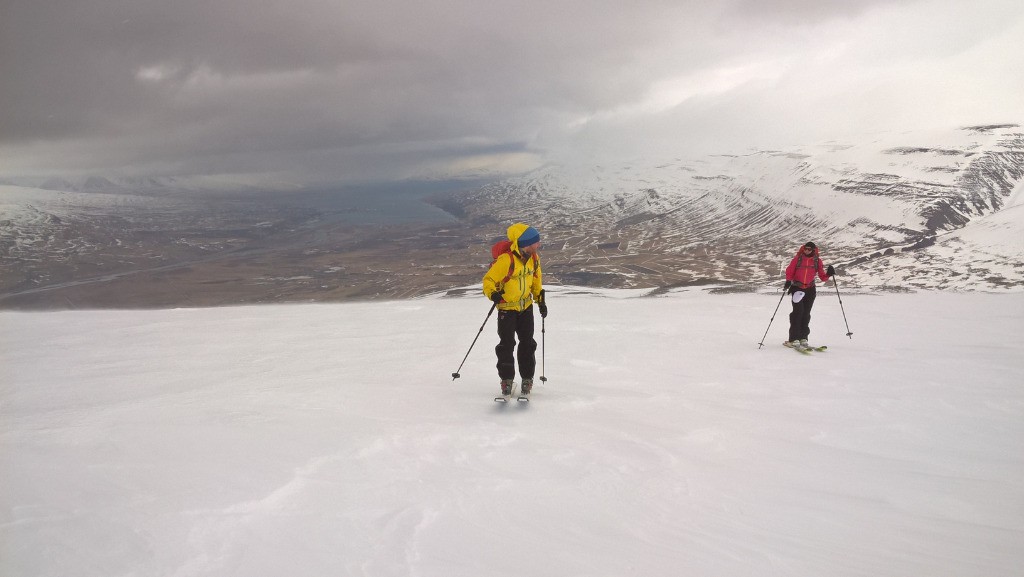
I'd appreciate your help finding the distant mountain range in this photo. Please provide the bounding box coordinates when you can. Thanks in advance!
[437,124,1024,291]
[1,124,1021,308]
[0,174,314,197]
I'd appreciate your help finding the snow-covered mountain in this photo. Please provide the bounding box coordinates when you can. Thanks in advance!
[2,125,1021,308]
[442,124,1024,291]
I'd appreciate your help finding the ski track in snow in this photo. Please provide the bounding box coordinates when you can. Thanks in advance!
[2,287,1023,577]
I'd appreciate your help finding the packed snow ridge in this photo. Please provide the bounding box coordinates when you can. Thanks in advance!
[2,288,1023,576]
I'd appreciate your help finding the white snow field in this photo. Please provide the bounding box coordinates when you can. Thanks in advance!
[2,287,1023,577]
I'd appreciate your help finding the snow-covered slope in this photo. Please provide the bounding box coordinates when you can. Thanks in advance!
[2,288,1023,576]
[446,124,1024,291]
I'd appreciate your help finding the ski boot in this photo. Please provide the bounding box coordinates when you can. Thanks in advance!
[521,378,533,395]
[784,340,810,354]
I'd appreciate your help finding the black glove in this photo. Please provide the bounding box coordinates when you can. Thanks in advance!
[826,264,836,276]
[784,280,793,290]
[537,289,546,304]
[490,291,503,304]
[538,302,548,318]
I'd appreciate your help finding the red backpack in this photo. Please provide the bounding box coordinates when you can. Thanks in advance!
[490,239,538,286]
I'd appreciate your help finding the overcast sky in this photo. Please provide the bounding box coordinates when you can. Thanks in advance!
[1,0,1022,185]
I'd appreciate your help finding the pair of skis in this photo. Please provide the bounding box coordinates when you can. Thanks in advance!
[786,342,828,355]
[494,376,545,403]
[495,386,530,403]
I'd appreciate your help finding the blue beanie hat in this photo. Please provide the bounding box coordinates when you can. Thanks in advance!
[517,226,540,248]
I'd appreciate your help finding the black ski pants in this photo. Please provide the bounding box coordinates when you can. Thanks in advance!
[495,307,537,380]
[788,285,817,342]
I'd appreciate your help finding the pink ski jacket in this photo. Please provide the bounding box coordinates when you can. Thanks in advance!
[785,245,830,289]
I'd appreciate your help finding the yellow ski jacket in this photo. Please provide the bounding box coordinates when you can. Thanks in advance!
[482,223,543,312]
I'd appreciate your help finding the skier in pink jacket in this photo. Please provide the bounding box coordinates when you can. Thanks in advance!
[783,242,835,348]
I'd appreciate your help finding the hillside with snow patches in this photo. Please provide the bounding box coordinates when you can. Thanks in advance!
[0,174,304,291]
[2,125,1022,304]
[442,124,1024,291]
[2,287,1023,576]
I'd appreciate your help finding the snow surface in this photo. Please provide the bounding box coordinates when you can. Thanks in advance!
[2,287,1023,577]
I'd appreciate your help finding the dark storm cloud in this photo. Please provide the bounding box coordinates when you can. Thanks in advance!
[1,0,1021,183]
[3,0,707,179]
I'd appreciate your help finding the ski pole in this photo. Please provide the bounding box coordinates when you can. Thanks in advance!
[757,285,789,349]
[451,302,497,381]
[832,273,854,338]
[539,315,547,382]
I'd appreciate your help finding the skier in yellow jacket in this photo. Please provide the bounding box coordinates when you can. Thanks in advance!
[482,223,547,397]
